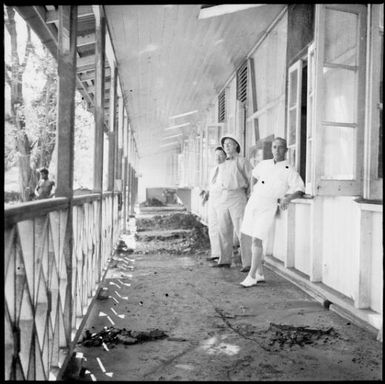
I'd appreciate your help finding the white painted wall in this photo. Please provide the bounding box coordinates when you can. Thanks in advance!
[321,197,357,299]
[138,152,174,203]
[272,214,286,263]
[294,203,311,275]
[370,211,383,313]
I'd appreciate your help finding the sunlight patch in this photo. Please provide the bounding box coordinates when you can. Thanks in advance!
[199,336,240,356]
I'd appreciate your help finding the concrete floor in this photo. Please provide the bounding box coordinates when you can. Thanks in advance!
[65,207,382,381]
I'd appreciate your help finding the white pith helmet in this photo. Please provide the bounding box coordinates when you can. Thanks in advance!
[220,134,241,153]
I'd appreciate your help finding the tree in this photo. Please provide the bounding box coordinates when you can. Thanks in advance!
[4,5,57,201]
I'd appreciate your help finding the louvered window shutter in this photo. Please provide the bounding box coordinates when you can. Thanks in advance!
[218,90,226,122]
[236,61,248,103]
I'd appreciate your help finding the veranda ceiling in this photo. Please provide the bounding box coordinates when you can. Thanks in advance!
[15,4,286,160]
[104,4,286,158]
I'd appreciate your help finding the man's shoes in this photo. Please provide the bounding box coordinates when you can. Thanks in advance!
[211,263,231,268]
[206,256,219,261]
[240,266,251,273]
[240,275,257,287]
[240,273,265,287]
[255,273,265,282]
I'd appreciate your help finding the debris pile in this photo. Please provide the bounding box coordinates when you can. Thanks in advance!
[135,212,210,255]
[266,323,338,348]
[79,327,168,348]
[136,213,201,231]
[139,198,165,207]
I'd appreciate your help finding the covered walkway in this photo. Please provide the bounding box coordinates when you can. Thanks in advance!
[4,4,383,381]
[61,207,382,381]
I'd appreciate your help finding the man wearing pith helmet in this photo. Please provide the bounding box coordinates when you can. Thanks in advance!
[211,134,253,270]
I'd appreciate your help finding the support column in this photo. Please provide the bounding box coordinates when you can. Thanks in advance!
[122,112,128,231]
[127,126,132,215]
[56,6,77,198]
[115,96,124,191]
[56,5,77,344]
[92,6,105,193]
[93,6,105,282]
[108,66,117,251]
[108,65,117,191]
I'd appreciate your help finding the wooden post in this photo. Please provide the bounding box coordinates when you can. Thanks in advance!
[127,126,132,214]
[93,6,105,282]
[115,96,124,190]
[56,5,77,345]
[108,66,117,250]
[92,6,105,193]
[56,6,77,198]
[122,112,128,231]
[108,65,117,191]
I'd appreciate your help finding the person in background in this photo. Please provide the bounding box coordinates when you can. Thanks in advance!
[35,167,55,199]
[239,137,305,287]
[213,134,253,271]
[202,146,227,262]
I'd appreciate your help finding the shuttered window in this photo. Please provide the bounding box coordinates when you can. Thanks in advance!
[218,89,226,122]
[236,61,248,103]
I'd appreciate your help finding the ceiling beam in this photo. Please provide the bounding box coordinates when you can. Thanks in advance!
[77,60,109,72]
[77,33,95,47]
[79,70,111,82]
[86,82,111,93]
[46,5,94,24]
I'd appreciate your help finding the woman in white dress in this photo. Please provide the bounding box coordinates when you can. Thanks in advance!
[240,137,305,287]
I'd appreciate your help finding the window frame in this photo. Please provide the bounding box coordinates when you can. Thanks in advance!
[287,59,303,172]
[364,3,383,200]
[306,42,316,195]
[312,3,367,196]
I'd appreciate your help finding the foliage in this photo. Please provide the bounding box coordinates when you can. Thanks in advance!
[73,93,95,190]
[4,5,95,199]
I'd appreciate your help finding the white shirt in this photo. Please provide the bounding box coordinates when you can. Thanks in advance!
[252,159,305,201]
[217,155,253,191]
[208,165,222,194]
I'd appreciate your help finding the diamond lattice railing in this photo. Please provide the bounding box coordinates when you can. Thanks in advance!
[4,193,122,380]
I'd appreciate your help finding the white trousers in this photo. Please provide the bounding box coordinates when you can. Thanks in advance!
[217,190,251,266]
[207,197,221,258]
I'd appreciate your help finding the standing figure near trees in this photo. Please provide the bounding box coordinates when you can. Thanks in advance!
[202,146,227,262]
[240,137,305,287]
[35,167,55,199]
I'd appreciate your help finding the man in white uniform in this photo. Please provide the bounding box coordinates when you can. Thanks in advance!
[240,137,305,287]
[202,146,227,261]
[213,134,253,270]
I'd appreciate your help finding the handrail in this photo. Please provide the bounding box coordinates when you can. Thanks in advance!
[4,192,122,226]
[4,197,69,227]
[73,193,102,205]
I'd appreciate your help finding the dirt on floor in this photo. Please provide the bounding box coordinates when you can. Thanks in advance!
[63,209,383,381]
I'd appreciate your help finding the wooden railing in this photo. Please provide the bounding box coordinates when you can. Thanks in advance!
[4,192,122,380]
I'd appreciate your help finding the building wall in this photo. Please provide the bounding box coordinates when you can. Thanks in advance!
[138,152,176,203]
[187,5,383,325]
[287,4,315,66]
[293,202,311,275]
[321,197,357,299]
[370,211,383,313]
